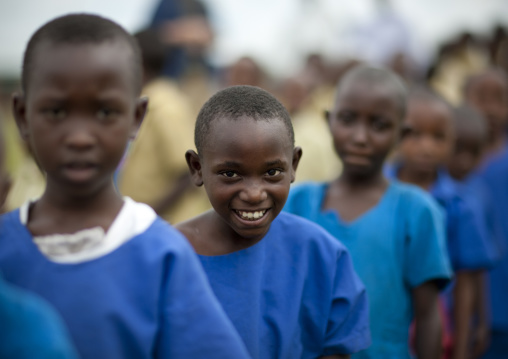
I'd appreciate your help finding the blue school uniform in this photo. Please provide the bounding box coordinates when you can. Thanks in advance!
[384,165,497,271]
[0,275,78,359]
[475,145,508,359]
[284,181,452,359]
[0,209,250,359]
[198,212,371,359]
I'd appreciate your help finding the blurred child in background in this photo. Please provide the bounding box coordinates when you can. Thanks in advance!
[285,65,452,359]
[463,68,508,359]
[118,27,210,224]
[388,89,497,359]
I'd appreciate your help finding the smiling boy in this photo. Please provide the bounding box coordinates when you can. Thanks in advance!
[177,85,371,359]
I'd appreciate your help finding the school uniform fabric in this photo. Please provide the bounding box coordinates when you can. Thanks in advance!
[384,165,498,271]
[284,181,452,359]
[198,211,371,359]
[0,276,78,359]
[476,145,508,359]
[0,206,250,359]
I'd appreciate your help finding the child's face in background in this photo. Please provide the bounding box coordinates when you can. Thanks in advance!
[447,127,485,180]
[13,40,146,197]
[327,81,401,178]
[465,73,508,139]
[398,100,454,175]
[195,116,300,242]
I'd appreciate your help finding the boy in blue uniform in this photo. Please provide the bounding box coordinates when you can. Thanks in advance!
[176,85,371,359]
[389,89,497,359]
[284,65,453,359]
[463,68,508,358]
[446,105,505,358]
[0,14,249,359]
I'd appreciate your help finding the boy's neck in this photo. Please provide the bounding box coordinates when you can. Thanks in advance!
[27,181,124,236]
[397,164,437,190]
[337,170,387,192]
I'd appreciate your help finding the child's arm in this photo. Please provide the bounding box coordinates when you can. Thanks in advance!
[413,280,442,359]
[472,271,489,358]
[452,270,476,359]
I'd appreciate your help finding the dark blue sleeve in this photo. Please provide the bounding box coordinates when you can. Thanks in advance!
[446,195,498,271]
[156,237,250,358]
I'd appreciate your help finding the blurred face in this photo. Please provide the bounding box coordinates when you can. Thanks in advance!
[327,81,401,178]
[447,129,485,180]
[465,73,508,139]
[13,40,146,197]
[192,116,300,242]
[399,100,454,175]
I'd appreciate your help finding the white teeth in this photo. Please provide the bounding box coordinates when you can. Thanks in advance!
[238,210,266,220]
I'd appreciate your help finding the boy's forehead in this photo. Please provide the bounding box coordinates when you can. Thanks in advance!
[336,80,399,106]
[205,116,292,150]
[27,39,137,94]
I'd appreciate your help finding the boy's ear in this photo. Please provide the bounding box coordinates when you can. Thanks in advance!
[290,146,303,183]
[131,96,148,139]
[12,93,29,141]
[185,149,204,187]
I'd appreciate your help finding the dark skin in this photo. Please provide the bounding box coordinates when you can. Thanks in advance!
[177,117,302,255]
[398,99,478,359]
[447,128,490,358]
[464,71,508,155]
[12,40,146,235]
[326,80,443,359]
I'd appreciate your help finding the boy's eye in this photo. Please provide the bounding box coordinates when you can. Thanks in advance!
[337,111,355,124]
[266,169,281,176]
[221,171,238,178]
[97,108,117,121]
[371,117,391,131]
[44,108,67,120]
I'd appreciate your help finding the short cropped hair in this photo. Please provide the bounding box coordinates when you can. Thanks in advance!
[195,85,294,153]
[22,13,142,94]
[335,65,408,119]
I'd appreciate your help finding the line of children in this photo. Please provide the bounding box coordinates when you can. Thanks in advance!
[446,104,505,358]
[176,85,371,358]
[284,65,453,359]
[462,68,508,358]
[387,88,498,358]
[0,14,250,359]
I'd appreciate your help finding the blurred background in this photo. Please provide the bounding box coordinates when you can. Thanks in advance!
[1,0,508,218]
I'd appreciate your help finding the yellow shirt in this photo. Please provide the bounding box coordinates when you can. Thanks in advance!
[118,78,210,224]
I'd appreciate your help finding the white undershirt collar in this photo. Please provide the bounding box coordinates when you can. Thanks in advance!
[19,197,157,264]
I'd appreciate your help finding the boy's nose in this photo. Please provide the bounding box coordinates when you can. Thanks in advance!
[65,124,96,149]
[352,123,368,144]
[239,182,268,203]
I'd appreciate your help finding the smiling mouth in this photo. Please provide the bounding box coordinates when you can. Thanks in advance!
[235,209,268,221]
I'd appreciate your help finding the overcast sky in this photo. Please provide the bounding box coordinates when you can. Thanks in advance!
[1,0,507,78]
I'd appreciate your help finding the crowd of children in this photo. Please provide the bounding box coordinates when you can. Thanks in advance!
[0,9,508,359]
